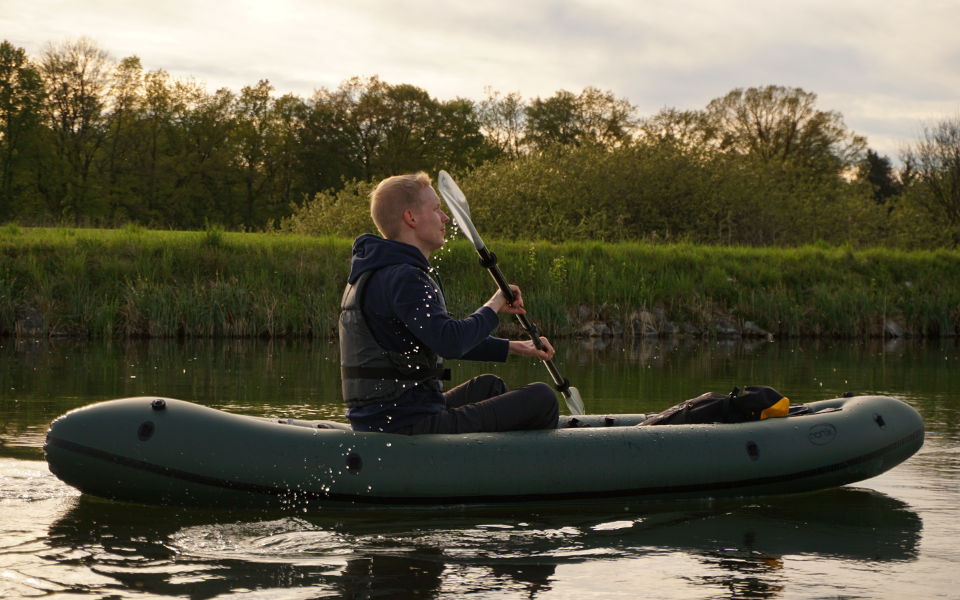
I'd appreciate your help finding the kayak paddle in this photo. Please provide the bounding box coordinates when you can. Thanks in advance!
[437,170,585,415]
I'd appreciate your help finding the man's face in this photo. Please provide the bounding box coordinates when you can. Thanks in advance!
[411,186,450,252]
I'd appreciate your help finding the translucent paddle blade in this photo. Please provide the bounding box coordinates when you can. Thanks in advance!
[437,170,485,251]
[564,387,586,415]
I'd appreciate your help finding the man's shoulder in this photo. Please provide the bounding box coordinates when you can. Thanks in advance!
[363,263,431,303]
[367,262,425,284]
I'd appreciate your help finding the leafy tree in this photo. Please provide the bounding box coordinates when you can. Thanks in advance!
[301,76,486,191]
[525,90,585,148]
[477,88,526,158]
[432,97,494,170]
[268,93,309,219]
[299,81,363,193]
[639,108,717,157]
[371,81,443,175]
[234,80,276,227]
[102,55,146,221]
[0,40,44,221]
[704,85,865,172]
[36,37,113,224]
[232,81,310,228]
[901,116,960,246]
[133,68,185,224]
[576,87,637,147]
[177,86,238,228]
[858,149,902,206]
[524,87,636,150]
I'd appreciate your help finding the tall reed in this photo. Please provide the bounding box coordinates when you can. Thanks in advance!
[2,227,958,339]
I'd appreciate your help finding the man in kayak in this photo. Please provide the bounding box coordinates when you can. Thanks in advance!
[339,171,559,434]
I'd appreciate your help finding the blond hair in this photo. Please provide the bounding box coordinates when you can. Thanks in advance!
[369,171,433,238]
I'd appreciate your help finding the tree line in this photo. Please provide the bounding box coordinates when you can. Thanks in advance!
[2,38,958,246]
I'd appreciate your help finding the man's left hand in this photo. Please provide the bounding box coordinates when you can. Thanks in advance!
[508,337,555,361]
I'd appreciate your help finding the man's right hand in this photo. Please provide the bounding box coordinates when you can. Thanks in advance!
[484,285,526,315]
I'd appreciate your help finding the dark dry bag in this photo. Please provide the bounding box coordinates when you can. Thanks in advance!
[640,386,789,426]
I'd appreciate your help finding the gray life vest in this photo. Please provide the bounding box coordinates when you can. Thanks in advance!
[339,270,450,408]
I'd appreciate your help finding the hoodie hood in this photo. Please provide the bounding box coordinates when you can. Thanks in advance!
[347,234,430,283]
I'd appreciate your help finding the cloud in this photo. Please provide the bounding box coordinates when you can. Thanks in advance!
[2,0,958,158]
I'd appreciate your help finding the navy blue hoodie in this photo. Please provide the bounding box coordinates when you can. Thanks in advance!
[344,234,509,432]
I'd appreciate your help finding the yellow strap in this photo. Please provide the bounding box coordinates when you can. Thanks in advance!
[760,397,790,419]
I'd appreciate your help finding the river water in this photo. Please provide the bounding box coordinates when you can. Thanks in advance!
[1,337,958,599]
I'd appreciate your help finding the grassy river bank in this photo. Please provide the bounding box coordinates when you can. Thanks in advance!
[2,225,958,340]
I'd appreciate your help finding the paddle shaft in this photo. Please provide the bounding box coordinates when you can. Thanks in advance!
[476,246,572,396]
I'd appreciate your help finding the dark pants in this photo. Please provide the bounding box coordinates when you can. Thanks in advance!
[398,374,559,434]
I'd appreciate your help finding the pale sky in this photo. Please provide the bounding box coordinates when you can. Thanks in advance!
[3,0,959,160]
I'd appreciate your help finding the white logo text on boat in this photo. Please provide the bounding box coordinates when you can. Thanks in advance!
[808,423,837,446]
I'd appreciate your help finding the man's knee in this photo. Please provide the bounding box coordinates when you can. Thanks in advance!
[527,382,559,425]
[476,373,508,396]
[528,382,555,402]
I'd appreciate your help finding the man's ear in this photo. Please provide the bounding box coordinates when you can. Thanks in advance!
[401,208,417,228]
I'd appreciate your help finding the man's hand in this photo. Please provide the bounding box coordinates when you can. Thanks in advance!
[484,284,526,315]
[508,337,555,361]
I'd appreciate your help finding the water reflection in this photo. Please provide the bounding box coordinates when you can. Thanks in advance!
[41,487,920,599]
[2,337,952,598]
